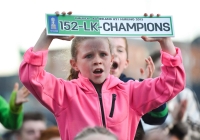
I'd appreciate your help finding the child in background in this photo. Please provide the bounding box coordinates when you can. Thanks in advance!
[15,112,47,140]
[150,50,200,124]
[19,11,185,140]
[150,50,200,139]
[109,37,168,140]
[0,83,29,130]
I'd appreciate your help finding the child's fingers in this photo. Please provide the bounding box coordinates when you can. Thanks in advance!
[145,64,151,78]
[141,36,154,42]
[22,98,29,103]
[67,35,75,40]
[148,56,153,63]
[141,36,153,42]
[145,58,150,72]
[61,11,72,16]
[141,36,163,42]
[24,91,30,97]
[21,85,27,90]
[145,58,151,69]
[144,13,160,17]
[67,11,72,15]
[145,57,154,78]
[146,66,150,78]
[61,11,66,15]
[150,13,154,17]
[59,35,74,41]
[147,65,153,78]
[20,86,28,94]
[23,89,30,95]
[13,83,19,92]
[144,13,148,17]
[140,58,151,78]
[148,57,155,71]
[55,11,72,16]
[55,11,60,16]
[145,58,150,65]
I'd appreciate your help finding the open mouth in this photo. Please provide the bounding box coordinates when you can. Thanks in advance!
[111,62,118,69]
[93,68,103,74]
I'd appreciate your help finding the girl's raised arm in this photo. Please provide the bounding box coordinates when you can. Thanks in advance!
[33,11,74,52]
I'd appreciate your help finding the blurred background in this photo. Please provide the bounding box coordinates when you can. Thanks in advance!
[1,0,200,139]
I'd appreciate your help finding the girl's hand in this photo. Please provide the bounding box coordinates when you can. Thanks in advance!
[141,13,176,56]
[13,83,30,106]
[33,11,74,52]
[140,56,155,79]
[55,11,72,16]
[52,11,74,41]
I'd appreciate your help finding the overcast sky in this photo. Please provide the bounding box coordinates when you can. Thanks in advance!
[0,0,200,76]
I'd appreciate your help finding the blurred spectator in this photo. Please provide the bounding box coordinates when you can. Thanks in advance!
[74,126,118,140]
[190,36,200,101]
[0,76,57,127]
[0,82,29,134]
[143,123,189,140]
[40,126,60,140]
[149,50,200,124]
[142,50,200,140]
[15,112,47,140]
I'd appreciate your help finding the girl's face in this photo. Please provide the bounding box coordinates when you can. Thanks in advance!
[109,38,129,78]
[71,38,113,84]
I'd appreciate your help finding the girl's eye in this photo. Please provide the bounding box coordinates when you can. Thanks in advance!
[100,53,107,57]
[117,49,123,52]
[85,54,92,58]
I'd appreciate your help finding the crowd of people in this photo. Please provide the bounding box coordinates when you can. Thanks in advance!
[0,11,200,140]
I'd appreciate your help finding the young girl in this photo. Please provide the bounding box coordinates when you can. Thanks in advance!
[109,37,168,140]
[19,12,185,140]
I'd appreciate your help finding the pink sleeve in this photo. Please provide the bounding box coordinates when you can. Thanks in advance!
[19,47,73,116]
[129,47,185,115]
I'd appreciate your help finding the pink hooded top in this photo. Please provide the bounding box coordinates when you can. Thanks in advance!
[19,47,185,140]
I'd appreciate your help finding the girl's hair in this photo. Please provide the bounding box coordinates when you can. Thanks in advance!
[67,37,111,80]
[74,126,118,140]
[40,126,60,140]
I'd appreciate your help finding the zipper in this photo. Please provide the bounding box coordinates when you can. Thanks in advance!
[98,93,106,127]
[109,94,117,117]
